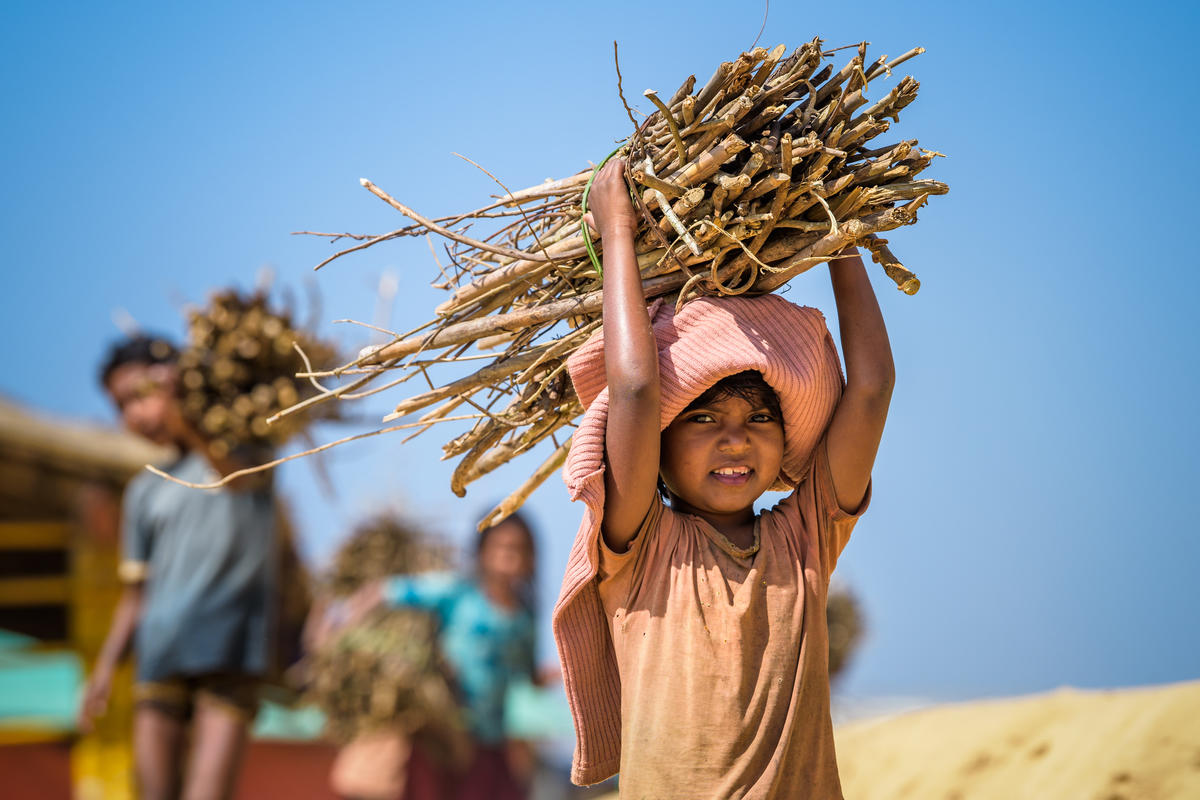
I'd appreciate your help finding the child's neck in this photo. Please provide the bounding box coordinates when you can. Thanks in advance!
[481,573,521,610]
[671,499,757,550]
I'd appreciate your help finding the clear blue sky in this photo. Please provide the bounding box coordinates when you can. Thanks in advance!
[2,0,1197,703]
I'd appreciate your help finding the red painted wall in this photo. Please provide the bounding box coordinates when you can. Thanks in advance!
[0,740,342,800]
[236,741,342,800]
[0,742,72,800]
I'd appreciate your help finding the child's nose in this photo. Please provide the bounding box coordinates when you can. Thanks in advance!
[717,423,752,452]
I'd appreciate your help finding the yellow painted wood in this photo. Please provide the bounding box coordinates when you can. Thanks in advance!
[0,521,71,549]
[70,511,136,799]
[73,730,135,800]
[0,575,70,605]
[0,726,69,746]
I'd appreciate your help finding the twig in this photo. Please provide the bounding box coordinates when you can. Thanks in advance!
[821,41,870,56]
[643,90,687,170]
[359,179,551,264]
[864,47,925,81]
[292,342,331,394]
[266,370,377,424]
[452,152,557,270]
[640,158,701,256]
[863,233,920,294]
[293,230,385,242]
[311,229,407,271]
[749,0,769,51]
[333,318,400,338]
[425,234,453,288]
[297,367,386,377]
[148,413,496,490]
[613,41,639,131]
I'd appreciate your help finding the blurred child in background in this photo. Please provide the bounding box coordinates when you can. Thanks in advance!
[329,511,542,800]
[79,335,279,800]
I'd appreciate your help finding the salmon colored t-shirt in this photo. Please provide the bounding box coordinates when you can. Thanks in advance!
[597,439,867,799]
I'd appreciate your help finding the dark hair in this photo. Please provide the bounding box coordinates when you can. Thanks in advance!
[99,335,179,387]
[476,509,536,556]
[683,370,782,421]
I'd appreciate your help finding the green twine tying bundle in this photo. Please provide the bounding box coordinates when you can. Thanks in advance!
[580,145,630,277]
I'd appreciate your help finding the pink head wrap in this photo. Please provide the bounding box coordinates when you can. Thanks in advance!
[552,293,845,785]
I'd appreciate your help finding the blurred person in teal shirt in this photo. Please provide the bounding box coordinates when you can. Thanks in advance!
[330,511,541,800]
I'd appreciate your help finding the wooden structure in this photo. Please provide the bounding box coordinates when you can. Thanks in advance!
[0,396,168,799]
[0,398,348,799]
[0,396,586,798]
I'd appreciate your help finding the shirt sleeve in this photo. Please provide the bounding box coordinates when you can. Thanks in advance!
[597,498,662,578]
[596,498,663,618]
[811,435,871,577]
[383,571,465,621]
[118,475,154,584]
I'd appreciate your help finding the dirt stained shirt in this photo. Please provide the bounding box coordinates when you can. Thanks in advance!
[597,440,867,799]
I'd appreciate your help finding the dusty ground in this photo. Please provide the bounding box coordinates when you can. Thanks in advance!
[592,680,1200,798]
[835,680,1200,799]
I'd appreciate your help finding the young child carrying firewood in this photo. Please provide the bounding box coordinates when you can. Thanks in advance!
[80,335,279,800]
[552,157,895,798]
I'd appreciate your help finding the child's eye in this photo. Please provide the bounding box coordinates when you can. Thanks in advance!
[687,413,715,423]
[136,380,163,398]
[750,412,776,423]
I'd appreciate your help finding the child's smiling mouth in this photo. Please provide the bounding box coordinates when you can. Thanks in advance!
[711,465,753,484]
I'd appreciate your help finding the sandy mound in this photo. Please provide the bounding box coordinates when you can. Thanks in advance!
[835,680,1200,799]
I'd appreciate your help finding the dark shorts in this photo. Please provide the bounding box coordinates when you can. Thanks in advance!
[134,673,261,722]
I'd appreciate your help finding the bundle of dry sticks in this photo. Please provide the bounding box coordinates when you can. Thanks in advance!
[326,512,453,596]
[827,587,865,682]
[286,37,945,526]
[306,513,465,753]
[177,288,338,458]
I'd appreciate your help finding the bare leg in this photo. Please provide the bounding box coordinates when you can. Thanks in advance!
[133,706,187,800]
[180,697,250,800]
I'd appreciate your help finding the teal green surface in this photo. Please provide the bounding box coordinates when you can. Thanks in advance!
[0,627,328,739]
[252,701,327,741]
[0,634,83,731]
[504,680,574,740]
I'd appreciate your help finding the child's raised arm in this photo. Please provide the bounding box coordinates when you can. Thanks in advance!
[824,247,896,512]
[587,158,661,551]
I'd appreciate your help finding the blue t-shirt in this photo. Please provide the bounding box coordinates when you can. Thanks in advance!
[383,572,535,743]
[122,452,276,682]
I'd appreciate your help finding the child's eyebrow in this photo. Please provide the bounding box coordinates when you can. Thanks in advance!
[684,401,775,413]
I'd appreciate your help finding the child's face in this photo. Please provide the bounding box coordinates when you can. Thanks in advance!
[105,362,181,446]
[478,519,535,585]
[660,393,784,520]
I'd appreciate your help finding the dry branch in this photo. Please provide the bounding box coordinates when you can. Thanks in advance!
[278,37,947,524]
[176,288,339,460]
